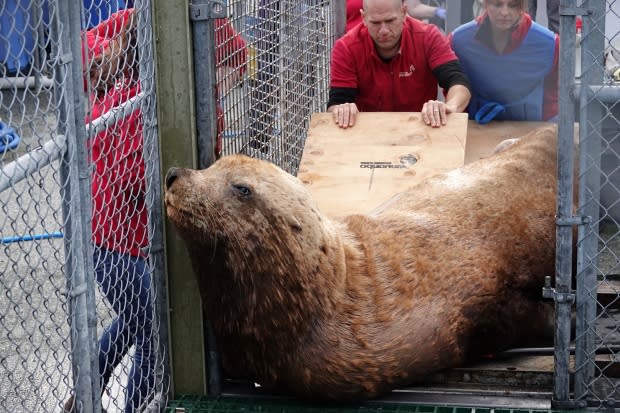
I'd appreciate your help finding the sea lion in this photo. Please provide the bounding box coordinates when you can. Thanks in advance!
[164,124,558,401]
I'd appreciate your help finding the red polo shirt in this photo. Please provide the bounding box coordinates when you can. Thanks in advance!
[330,16,458,112]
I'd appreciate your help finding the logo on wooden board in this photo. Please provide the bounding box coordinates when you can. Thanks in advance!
[359,154,418,169]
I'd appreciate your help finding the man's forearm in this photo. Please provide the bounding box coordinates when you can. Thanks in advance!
[444,84,471,113]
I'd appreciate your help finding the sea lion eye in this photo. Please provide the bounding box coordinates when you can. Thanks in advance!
[232,184,252,198]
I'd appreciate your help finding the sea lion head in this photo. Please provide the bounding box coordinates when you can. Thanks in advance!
[165,154,331,248]
[164,154,346,316]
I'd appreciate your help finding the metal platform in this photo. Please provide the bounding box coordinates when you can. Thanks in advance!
[164,394,562,413]
[164,351,558,412]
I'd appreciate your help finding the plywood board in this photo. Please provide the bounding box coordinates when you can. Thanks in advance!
[298,112,468,218]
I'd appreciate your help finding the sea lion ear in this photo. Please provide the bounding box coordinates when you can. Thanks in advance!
[289,217,302,233]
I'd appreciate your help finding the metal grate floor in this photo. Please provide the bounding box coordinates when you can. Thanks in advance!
[165,395,567,413]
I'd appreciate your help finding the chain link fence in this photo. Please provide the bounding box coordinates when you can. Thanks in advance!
[216,0,333,175]
[0,1,169,412]
[552,0,620,409]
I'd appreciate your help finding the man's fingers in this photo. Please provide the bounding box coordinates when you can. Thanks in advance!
[422,100,448,127]
[333,103,357,129]
[438,106,447,125]
[334,105,346,127]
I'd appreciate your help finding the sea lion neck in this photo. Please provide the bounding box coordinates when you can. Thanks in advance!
[189,216,348,335]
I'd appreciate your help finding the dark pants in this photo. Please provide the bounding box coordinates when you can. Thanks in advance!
[94,246,155,413]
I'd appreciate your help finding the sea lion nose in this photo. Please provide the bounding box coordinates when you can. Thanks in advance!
[165,167,180,189]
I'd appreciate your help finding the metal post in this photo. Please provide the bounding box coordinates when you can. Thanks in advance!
[205,319,222,395]
[188,0,227,396]
[189,0,225,169]
[574,0,606,402]
[135,0,172,407]
[55,0,101,411]
[553,0,579,407]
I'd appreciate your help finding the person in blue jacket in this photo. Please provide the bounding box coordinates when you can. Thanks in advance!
[449,0,559,124]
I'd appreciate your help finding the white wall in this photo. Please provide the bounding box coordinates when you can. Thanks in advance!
[607,1,620,47]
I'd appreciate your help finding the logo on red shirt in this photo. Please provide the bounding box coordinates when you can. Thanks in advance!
[399,64,416,78]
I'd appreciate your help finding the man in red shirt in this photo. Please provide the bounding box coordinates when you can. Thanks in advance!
[329,0,471,128]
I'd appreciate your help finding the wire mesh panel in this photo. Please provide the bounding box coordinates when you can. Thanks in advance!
[218,0,333,175]
[1,2,74,411]
[0,1,169,412]
[553,0,620,409]
[571,0,620,408]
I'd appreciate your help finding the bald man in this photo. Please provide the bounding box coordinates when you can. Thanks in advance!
[328,0,471,128]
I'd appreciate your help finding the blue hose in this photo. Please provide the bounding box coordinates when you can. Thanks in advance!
[0,121,21,152]
[0,231,64,244]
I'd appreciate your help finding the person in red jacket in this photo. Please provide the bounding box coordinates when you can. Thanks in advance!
[64,9,247,413]
[329,0,471,129]
[65,9,153,413]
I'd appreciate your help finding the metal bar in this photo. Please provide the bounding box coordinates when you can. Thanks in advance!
[190,0,223,169]
[559,5,593,16]
[0,92,145,193]
[54,0,100,411]
[572,83,620,105]
[205,319,222,395]
[0,134,66,193]
[86,92,147,136]
[574,0,607,402]
[553,0,579,406]
[0,75,54,89]
[189,0,223,396]
[584,84,620,104]
[189,2,226,20]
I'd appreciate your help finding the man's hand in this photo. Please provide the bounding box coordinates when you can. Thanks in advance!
[422,85,470,127]
[328,102,359,129]
[421,99,451,128]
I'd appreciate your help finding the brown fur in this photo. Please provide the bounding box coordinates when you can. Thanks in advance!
[164,125,559,401]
